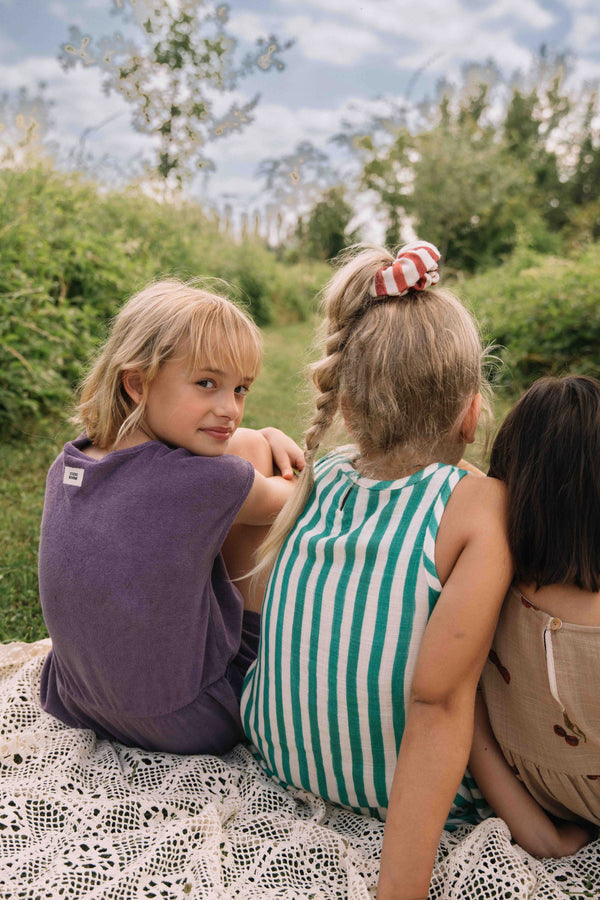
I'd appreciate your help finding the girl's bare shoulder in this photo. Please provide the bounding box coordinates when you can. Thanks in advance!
[450,472,507,524]
[436,474,509,584]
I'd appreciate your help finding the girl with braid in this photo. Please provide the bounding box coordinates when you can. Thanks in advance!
[241,243,585,899]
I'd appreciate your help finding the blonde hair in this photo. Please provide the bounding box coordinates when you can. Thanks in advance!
[258,244,489,574]
[74,279,262,448]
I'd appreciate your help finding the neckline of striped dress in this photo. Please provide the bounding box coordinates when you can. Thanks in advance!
[323,451,448,492]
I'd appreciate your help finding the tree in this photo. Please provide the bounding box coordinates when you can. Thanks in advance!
[59,0,292,189]
[296,186,359,261]
[408,89,533,270]
[352,54,600,270]
[257,141,334,213]
[569,94,600,204]
[358,81,534,269]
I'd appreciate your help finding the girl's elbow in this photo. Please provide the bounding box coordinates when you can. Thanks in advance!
[408,679,474,717]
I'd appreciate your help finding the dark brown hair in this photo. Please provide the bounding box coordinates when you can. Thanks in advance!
[489,375,600,591]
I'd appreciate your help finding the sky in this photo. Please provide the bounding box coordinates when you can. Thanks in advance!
[1,0,600,230]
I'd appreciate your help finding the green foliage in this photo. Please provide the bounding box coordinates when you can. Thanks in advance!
[0,429,70,642]
[295,186,359,262]
[460,243,600,388]
[0,84,56,168]
[4,228,600,641]
[355,55,600,270]
[408,109,529,271]
[0,164,325,435]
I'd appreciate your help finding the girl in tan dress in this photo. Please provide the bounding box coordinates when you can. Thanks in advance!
[471,375,600,856]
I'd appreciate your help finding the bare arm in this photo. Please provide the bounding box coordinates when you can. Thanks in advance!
[227,427,298,523]
[228,427,297,526]
[233,469,295,526]
[377,477,513,900]
[229,427,304,480]
[470,692,592,858]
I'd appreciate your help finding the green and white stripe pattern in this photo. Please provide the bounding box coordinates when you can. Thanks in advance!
[241,449,489,824]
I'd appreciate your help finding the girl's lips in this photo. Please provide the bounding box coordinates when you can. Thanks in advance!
[201,428,232,440]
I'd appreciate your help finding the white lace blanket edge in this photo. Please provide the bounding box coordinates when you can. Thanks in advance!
[0,640,598,899]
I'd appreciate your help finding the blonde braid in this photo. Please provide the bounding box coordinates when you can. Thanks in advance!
[303,332,345,457]
[254,245,394,579]
[254,320,348,579]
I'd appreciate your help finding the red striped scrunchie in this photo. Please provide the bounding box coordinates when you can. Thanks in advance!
[370,240,441,298]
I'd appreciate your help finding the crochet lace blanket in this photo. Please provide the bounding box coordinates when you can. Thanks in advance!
[1,640,598,898]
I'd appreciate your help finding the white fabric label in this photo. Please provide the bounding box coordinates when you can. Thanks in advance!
[63,466,84,487]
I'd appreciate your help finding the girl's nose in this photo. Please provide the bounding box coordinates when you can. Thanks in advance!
[215,390,239,419]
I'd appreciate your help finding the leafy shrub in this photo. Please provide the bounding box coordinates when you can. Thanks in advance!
[0,276,95,429]
[459,243,600,388]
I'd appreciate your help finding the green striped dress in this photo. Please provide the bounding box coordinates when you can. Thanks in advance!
[241,448,489,825]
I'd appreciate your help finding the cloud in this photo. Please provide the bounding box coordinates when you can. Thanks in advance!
[569,56,600,85]
[0,29,18,56]
[227,11,275,44]
[569,12,600,53]
[49,0,87,31]
[48,1,70,21]
[0,56,65,91]
[283,15,384,65]
[198,92,415,212]
[228,9,384,66]
[275,0,548,79]
[205,93,404,170]
[208,102,335,167]
[480,0,555,29]
[282,0,557,55]
[279,0,555,33]
[398,26,534,77]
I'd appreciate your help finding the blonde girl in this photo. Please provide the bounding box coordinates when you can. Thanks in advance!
[241,242,512,898]
[39,280,300,756]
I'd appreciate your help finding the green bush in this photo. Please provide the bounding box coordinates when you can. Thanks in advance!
[0,276,96,430]
[0,164,325,434]
[459,243,600,388]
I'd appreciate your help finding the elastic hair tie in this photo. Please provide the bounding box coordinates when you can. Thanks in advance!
[370,240,441,298]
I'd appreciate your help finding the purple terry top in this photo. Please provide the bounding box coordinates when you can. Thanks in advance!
[38,435,257,754]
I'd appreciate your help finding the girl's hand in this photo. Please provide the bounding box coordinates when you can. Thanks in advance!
[260,427,305,479]
[457,458,485,476]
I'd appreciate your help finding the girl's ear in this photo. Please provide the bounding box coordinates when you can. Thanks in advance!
[122,369,145,405]
[459,392,482,444]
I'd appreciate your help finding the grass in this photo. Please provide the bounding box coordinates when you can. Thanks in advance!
[242,319,318,442]
[0,423,71,642]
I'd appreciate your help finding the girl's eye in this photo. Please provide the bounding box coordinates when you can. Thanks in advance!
[235,385,250,396]
[197,379,215,389]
